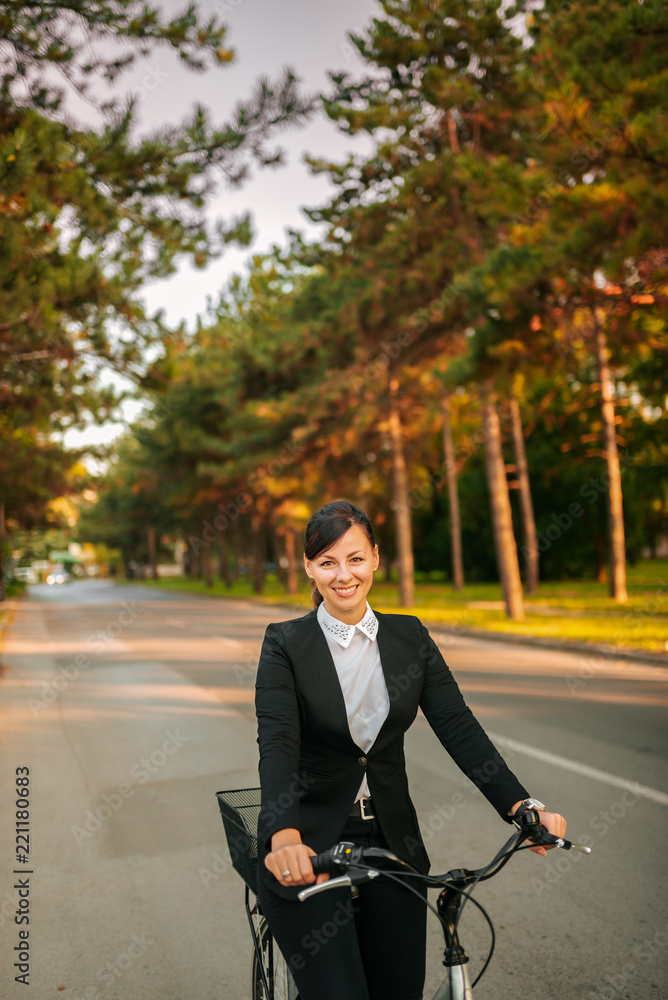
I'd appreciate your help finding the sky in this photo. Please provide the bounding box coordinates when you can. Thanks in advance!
[63,0,381,453]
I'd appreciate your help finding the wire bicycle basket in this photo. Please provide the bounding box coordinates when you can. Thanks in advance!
[216,786,261,896]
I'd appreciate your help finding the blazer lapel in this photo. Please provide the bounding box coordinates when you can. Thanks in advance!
[298,613,361,753]
[374,610,411,739]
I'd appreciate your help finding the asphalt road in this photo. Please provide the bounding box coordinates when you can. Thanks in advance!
[1,580,667,1000]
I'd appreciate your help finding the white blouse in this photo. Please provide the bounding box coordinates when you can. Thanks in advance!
[316,600,390,801]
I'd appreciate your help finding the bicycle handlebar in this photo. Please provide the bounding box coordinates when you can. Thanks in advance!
[299,808,591,902]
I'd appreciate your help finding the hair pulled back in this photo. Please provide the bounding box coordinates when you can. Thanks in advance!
[304,500,377,608]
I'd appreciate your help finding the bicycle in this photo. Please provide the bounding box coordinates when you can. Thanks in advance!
[216,787,591,1000]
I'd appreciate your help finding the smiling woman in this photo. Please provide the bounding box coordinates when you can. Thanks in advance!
[253,499,567,1000]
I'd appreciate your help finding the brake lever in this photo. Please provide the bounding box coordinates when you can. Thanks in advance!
[533,830,592,854]
[298,867,381,901]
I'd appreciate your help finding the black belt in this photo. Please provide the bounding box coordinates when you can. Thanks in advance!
[349,797,375,820]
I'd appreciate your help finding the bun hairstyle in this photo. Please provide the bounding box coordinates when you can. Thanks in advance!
[304,500,377,608]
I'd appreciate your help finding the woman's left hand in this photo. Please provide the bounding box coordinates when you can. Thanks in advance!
[529,811,567,857]
[508,801,566,856]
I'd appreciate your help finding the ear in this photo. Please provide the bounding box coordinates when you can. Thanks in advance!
[372,544,380,571]
[303,553,312,579]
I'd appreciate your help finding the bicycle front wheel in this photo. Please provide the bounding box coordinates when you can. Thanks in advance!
[251,915,299,1000]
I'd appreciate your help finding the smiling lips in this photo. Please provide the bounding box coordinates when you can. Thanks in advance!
[333,585,359,597]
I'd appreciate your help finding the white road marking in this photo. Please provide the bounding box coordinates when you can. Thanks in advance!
[488,732,668,807]
[212,636,243,648]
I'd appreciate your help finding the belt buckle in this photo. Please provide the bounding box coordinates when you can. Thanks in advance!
[359,797,375,820]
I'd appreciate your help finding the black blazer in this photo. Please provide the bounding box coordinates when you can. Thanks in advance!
[255,608,528,899]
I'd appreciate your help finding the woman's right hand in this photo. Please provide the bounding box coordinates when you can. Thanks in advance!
[265,828,330,887]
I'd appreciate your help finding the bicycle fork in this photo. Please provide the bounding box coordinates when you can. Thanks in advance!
[432,880,474,1000]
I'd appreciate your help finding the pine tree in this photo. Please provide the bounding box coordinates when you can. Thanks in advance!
[0,2,312,554]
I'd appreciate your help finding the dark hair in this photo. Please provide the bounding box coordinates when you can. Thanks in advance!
[304,500,377,608]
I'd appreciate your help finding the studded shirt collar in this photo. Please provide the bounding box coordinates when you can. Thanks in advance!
[317,600,378,648]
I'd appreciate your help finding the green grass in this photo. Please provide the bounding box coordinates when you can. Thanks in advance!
[0,581,25,651]
[129,559,668,654]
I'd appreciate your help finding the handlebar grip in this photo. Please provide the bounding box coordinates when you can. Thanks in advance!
[309,845,346,876]
[310,850,335,876]
[310,841,359,875]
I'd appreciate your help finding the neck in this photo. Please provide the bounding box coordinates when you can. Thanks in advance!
[322,599,367,626]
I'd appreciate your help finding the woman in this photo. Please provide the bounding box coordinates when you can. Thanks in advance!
[255,500,565,1000]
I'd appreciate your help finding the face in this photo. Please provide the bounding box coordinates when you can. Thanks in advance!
[304,524,379,624]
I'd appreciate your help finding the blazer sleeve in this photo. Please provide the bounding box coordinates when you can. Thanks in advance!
[417,622,529,820]
[255,623,303,850]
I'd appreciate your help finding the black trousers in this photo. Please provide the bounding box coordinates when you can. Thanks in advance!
[257,815,427,1000]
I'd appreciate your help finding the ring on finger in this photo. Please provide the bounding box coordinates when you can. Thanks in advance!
[282,870,292,879]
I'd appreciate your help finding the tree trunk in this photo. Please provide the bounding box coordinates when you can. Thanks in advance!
[481,393,524,621]
[187,544,202,580]
[284,527,299,595]
[0,500,6,602]
[218,531,231,587]
[594,535,607,583]
[441,395,464,591]
[593,311,628,602]
[202,543,214,588]
[229,523,239,584]
[122,551,133,580]
[272,529,288,587]
[388,378,415,607]
[251,511,265,593]
[508,397,539,595]
[147,525,158,580]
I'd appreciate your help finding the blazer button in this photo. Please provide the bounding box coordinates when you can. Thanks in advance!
[358,756,367,765]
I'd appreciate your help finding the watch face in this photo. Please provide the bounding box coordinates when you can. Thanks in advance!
[526,798,546,810]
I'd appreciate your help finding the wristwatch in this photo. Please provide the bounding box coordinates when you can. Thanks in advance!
[512,797,546,821]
